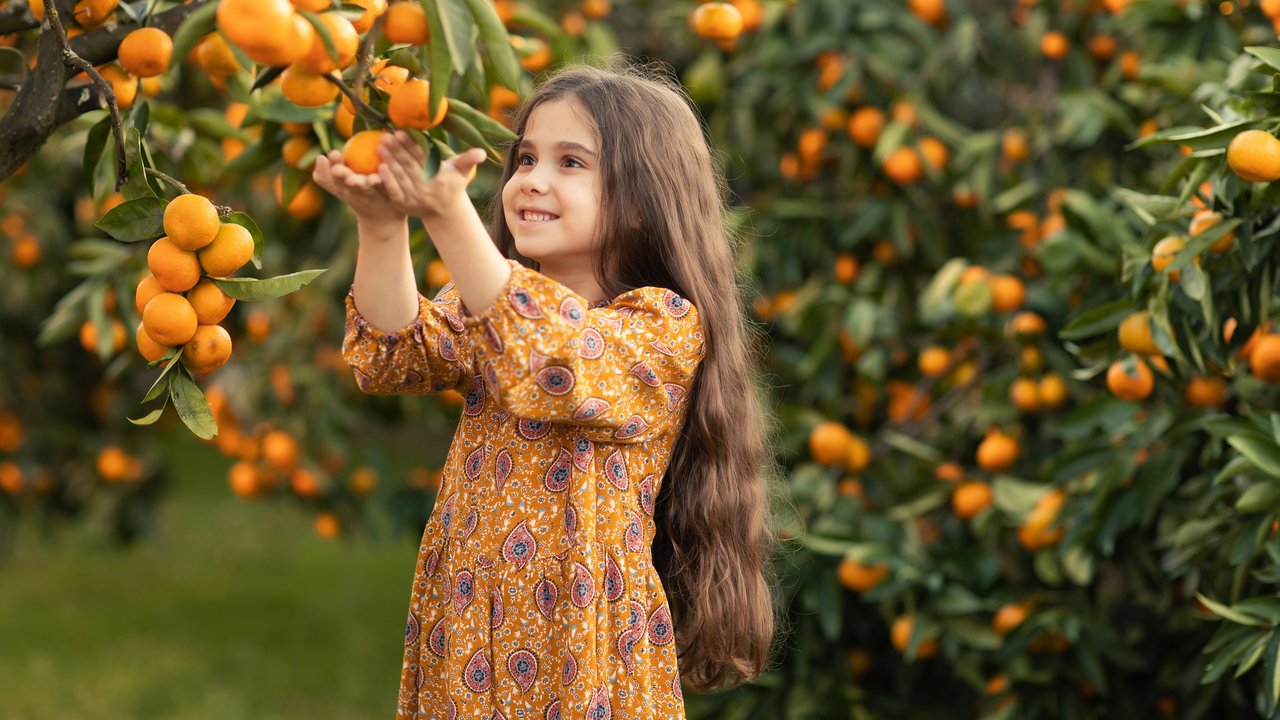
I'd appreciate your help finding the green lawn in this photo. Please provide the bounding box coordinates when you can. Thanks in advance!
[0,432,421,720]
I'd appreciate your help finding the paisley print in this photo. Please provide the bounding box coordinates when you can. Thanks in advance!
[604,553,625,602]
[535,577,558,621]
[614,414,650,440]
[454,569,475,616]
[494,448,513,491]
[647,604,675,646]
[662,383,686,411]
[572,434,594,471]
[624,511,643,553]
[544,448,572,492]
[585,687,613,720]
[438,333,458,362]
[572,397,611,422]
[518,417,553,441]
[464,648,493,693]
[629,361,660,387]
[604,449,629,490]
[663,290,690,317]
[638,475,656,516]
[342,263,704,718]
[509,286,544,319]
[570,561,596,608]
[559,296,585,327]
[501,520,537,569]
[508,649,539,693]
[562,647,578,685]
[579,328,605,359]
[427,616,447,657]
[464,445,485,480]
[404,612,419,646]
[535,366,575,396]
[463,375,486,416]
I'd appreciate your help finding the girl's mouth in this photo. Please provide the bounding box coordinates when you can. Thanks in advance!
[521,210,559,222]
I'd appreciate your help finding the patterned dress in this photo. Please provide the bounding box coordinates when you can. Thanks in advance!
[342,258,704,719]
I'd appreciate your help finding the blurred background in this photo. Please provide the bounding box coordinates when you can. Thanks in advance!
[5,0,1280,718]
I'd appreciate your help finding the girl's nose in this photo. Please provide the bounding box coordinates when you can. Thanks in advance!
[520,164,548,194]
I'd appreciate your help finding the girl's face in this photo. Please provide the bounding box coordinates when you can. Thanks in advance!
[502,99,603,275]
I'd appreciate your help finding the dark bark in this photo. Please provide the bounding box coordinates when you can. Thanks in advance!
[0,0,211,181]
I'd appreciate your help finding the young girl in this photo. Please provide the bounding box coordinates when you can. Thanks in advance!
[314,63,778,718]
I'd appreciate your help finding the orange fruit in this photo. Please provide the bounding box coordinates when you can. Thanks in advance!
[989,274,1025,313]
[147,236,202,292]
[814,51,845,92]
[424,258,451,289]
[333,103,355,139]
[908,0,946,24]
[282,135,315,168]
[291,0,330,10]
[583,0,612,19]
[291,467,322,497]
[73,0,118,26]
[314,512,342,538]
[890,615,938,659]
[281,66,339,107]
[142,292,198,346]
[918,136,948,171]
[349,0,388,33]
[95,446,138,482]
[198,222,255,277]
[883,146,922,184]
[993,603,1029,636]
[952,480,993,519]
[691,2,744,41]
[182,324,233,375]
[343,130,387,174]
[1189,209,1235,254]
[1118,311,1161,355]
[118,27,173,78]
[274,177,325,221]
[0,461,22,495]
[163,194,220,251]
[1088,34,1118,61]
[1249,334,1280,383]
[1009,377,1041,413]
[295,13,359,74]
[809,421,854,466]
[1264,0,1280,17]
[246,307,271,343]
[846,434,871,474]
[1106,356,1154,401]
[836,558,888,593]
[80,318,127,354]
[197,34,242,78]
[244,14,316,68]
[1227,129,1280,183]
[1038,373,1069,408]
[1184,375,1227,407]
[1007,311,1047,338]
[135,322,170,362]
[917,346,950,377]
[1040,31,1069,60]
[935,462,964,482]
[388,78,450,130]
[1001,128,1030,163]
[976,429,1019,473]
[1020,488,1066,550]
[384,1,430,45]
[98,64,136,109]
[261,429,300,472]
[227,460,263,498]
[187,278,237,324]
[730,0,762,30]
[1151,235,1189,281]
[834,253,859,285]
[370,59,411,92]
[215,0,295,57]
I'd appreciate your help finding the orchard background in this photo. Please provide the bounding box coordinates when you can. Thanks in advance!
[5,0,1280,717]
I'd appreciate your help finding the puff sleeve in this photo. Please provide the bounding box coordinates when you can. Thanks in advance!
[459,259,704,444]
[342,283,476,396]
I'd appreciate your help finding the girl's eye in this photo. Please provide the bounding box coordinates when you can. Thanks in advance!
[563,157,584,169]
[517,153,535,166]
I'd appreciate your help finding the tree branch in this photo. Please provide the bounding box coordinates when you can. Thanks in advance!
[0,3,39,35]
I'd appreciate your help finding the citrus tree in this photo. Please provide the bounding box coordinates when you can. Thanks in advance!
[7,0,1280,717]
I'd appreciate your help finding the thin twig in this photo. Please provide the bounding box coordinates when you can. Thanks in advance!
[342,13,394,131]
[323,73,394,132]
[45,2,126,189]
[144,167,189,194]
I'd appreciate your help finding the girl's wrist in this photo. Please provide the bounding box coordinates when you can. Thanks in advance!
[417,194,477,234]
[356,214,407,243]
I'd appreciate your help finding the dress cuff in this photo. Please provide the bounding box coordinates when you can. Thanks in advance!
[458,258,527,330]
[345,287,429,341]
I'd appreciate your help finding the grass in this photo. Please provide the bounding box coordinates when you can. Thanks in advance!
[0,431,422,720]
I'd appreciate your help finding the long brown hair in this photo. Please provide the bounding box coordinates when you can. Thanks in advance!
[487,62,785,692]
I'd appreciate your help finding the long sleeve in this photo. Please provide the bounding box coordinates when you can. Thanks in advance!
[342,283,476,396]
[457,259,705,445]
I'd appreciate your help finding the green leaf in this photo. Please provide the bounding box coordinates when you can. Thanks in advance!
[170,2,219,72]
[445,97,517,143]
[95,196,167,242]
[169,369,218,440]
[83,115,112,192]
[222,211,265,270]
[881,431,943,463]
[1196,593,1268,627]
[421,0,453,127]
[213,269,327,301]
[993,477,1053,517]
[143,351,183,403]
[442,111,496,157]
[1236,481,1280,513]
[127,407,166,426]
[460,0,521,92]
[1228,435,1280,478]
[1247,46,1280,75]
[1266,630,1280,714]
[1058,298,1138,340]
[299,10,337,65]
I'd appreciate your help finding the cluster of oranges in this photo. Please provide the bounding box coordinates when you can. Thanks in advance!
[135,193,252,376]
[688,0,763,49]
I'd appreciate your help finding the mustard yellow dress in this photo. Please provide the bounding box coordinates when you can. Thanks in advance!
[342,258,704,719]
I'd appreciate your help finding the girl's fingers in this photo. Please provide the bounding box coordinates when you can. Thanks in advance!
[312,155,333,191]
[450,147,487,179]
[378,159,406,203]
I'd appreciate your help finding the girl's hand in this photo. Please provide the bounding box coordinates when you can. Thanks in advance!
[376,131,487,221]
[312,150,405,228]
